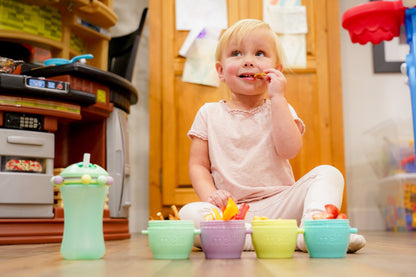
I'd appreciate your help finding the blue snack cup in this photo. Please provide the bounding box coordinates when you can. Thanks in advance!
[303,219,357,258]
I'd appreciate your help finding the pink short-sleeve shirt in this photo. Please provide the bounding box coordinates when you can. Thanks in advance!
[188,100,305,203]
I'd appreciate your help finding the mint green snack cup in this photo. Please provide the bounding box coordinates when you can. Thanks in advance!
[142,220,200,259]
[51,153,114,260]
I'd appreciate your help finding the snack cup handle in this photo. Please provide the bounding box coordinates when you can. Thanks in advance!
[194,229,201,235]
[142,230,149,235]
[350,227,358,234]
[298,228,304,234]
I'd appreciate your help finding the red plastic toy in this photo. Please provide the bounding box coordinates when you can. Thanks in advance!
[342,0,405,45]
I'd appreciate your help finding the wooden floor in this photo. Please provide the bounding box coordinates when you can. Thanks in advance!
[1,231,416,277]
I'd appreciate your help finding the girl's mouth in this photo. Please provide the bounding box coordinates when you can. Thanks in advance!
[239,73,265,79]
[239,74,254,78]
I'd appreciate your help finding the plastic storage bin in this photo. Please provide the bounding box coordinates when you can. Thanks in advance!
[378,173,416,232]
[363,119,414,178]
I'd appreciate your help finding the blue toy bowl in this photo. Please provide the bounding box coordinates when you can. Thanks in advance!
[303,219,357,258]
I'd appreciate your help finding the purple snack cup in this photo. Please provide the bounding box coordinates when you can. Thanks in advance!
[200,220,252,259]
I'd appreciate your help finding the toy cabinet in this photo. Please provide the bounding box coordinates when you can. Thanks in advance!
[149,0,346,215]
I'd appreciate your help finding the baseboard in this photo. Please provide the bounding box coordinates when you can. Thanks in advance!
[0,207,130,245]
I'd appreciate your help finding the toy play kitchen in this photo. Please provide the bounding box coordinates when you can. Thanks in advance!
[0,0,139,245]
[23,62,138,219]
[0,59,137,244]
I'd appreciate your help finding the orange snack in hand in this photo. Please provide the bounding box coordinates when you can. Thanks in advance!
[254,72,266,79]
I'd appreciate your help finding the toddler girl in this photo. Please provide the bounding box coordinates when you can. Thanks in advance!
[179,19,365,253]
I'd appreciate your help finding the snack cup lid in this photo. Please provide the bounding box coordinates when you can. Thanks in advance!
[251,218,298,227]
[303,219,350,227]
[200,219,245,226]
[51,153,113,186]
[147,220,195,228]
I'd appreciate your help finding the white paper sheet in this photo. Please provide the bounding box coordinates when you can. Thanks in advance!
[263,0,301,26]
[175,0,228,31]
[278,34,306,68]
[179,26,222,58]
[263,0,307,68]
[266,6,307,34]
[182,38,220,87]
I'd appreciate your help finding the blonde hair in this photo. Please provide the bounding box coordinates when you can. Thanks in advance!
[215,19,287,67]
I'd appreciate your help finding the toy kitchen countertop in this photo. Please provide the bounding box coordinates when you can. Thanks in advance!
[22,63,139,113]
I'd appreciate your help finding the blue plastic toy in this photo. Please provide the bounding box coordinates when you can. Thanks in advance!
[44,54,93,66]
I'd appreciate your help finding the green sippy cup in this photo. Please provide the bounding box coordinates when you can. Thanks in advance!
[51,153,113,260]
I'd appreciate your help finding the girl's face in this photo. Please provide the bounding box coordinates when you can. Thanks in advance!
[216,27,281,97]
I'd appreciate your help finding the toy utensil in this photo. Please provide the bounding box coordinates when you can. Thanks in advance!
[44,54,94,66]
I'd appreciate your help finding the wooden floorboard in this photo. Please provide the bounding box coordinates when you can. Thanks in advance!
[1,231,415,277]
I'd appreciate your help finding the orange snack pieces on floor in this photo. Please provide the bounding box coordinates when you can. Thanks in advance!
[156,212,164,220]
[151,205,181,221]
[170,205,180,220]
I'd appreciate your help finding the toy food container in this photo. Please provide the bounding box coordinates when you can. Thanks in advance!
[51,153,113,260]
[251,219,303,259]
[303,219,357,258]
[142,220,200,259]
[200,220,251,259]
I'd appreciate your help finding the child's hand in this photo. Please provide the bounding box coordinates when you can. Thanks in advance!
[207,190,234,209]
[263,68,287,99]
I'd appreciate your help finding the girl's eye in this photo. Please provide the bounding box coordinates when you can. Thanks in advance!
[255,51,265,57]
[231,50,241,57]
